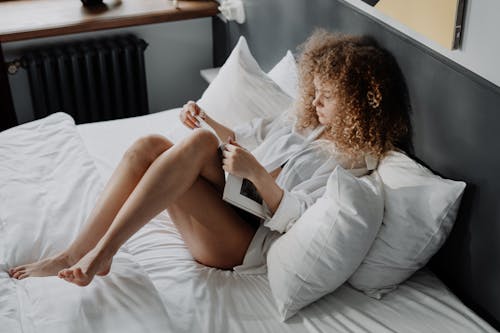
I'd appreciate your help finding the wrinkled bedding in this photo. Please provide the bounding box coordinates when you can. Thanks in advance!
[0,112,496,333]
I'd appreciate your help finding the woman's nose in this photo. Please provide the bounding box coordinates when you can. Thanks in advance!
[313,96,321,107]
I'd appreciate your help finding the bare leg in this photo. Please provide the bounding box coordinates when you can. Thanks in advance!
[58,129,255,286]
[9,135,173,279]
[167,178,258,269]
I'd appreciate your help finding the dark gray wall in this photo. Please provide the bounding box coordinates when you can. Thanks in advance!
[213,0,500,329]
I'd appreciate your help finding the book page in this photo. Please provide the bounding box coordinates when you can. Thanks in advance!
[223,174,267,219]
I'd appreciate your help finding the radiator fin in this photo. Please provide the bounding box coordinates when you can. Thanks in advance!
[23,35,149,124]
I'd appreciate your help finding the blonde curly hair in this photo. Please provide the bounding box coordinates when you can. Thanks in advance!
[295,29,412,160]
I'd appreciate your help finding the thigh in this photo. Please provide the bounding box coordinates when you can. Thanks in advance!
[167,176,257,270]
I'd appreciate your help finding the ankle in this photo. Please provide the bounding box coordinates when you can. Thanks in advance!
[54,251,75,265]
[59,248,85,265]
[93,240,119,260]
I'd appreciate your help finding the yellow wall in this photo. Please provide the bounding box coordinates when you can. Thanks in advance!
[375,0,460,49]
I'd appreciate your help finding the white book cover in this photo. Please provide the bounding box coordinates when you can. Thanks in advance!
[194,114,267,219]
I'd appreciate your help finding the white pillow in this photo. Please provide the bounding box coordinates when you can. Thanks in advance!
[197,36,292,128]
[348,151,466,298]
[266,167,384,321]
[267,50,298,99]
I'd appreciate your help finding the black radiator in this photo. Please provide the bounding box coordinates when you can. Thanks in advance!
[23,35,149,124]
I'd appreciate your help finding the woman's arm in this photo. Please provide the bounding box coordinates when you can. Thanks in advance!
[249,166,284,215]
[203,115,235,143]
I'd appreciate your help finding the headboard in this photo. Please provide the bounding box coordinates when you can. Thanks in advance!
[212,0,500,329]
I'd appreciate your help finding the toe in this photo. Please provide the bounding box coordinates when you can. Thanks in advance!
[65,270,75,279]
[10,267,23,275]
[62,271,74,281]
[13,271,24,279]
[59,269,72,279]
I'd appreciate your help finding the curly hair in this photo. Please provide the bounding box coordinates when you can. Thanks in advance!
[295,29,413,160]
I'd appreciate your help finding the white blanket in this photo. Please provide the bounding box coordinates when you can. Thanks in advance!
[0,113,169,333]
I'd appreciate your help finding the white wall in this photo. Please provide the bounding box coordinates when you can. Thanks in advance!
[344,0,500,88]
[4,18,212,124]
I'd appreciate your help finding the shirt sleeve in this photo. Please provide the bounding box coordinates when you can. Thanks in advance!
[263,173,330,233]
[232,112,288,151]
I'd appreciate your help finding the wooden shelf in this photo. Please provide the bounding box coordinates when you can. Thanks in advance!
[0,0,219,42]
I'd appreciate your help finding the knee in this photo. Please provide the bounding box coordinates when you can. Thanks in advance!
[184,129,220,156]
[124,134,173,169]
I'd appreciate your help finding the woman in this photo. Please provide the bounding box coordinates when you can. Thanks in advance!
[9,30,412,285]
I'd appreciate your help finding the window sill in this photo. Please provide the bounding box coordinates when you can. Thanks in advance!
[0,0,219,43]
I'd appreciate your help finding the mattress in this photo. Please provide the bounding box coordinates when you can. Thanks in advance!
[0,111,496,333]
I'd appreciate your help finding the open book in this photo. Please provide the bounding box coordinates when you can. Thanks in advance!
[222,174,267,219]
[195,114,267,219]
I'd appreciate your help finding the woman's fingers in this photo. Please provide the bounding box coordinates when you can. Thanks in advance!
[185,111,200,127]
[224,143,237,152]
[186,100,200,116]
[222,144,250,172]
[180,101,202,129]
[185,118,198,129]
[180,111,195,129]
[180,101,209,130]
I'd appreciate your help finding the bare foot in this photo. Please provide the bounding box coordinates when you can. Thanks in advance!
[9,253,76,280]
[57,248,113,287]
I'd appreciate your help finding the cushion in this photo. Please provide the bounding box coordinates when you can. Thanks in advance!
[266,166,384,321]
[197,36,292,128]
[267,50,299,99]
[0,113,104,268]
[348,150,466,298]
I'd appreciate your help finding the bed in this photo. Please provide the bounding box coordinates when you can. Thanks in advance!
[2,0,500,332]
[0,109,494,333]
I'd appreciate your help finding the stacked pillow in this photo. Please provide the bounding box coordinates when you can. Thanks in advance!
[348,151,466,298]
[267,50,298,99]
[266,167,385,321]
[197,36,293,128]
[266,150,466,320]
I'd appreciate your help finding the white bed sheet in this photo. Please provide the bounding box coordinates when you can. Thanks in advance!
[77,110,497,333]
[0,111,496,333]
[0,113,171,333]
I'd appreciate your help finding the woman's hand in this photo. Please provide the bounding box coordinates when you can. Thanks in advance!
[224,137,284,214]
[180,100,207,129]
[222,138,265,181]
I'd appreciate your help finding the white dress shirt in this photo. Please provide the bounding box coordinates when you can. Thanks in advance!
[232,110,372,273]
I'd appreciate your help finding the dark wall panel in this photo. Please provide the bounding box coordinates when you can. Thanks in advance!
[213,0,500,329]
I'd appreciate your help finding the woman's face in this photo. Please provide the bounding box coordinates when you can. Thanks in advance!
[312,76,339,126]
